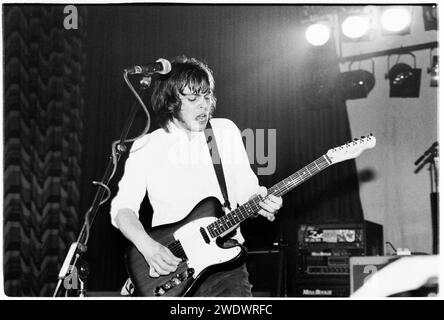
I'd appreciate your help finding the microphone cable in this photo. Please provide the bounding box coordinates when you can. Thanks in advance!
[82,70,153,246]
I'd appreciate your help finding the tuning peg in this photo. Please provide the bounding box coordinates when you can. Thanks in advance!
[360,136,365,139]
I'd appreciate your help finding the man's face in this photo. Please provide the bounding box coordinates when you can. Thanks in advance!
[175,86,212,132]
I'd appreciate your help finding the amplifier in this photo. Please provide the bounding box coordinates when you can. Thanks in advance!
[292,275,350,297]
[296,221,383,275]
[291,221,383,297]
[246,248,281,297]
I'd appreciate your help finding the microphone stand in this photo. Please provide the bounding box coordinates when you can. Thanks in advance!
[414,142,439,255]
[275,220,288,297]
[53,75,153,297]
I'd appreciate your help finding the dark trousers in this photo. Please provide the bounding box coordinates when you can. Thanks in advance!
[191,238,252,297]
[191,262,253,297]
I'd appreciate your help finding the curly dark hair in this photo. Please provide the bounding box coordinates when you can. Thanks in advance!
[151,56,217,131]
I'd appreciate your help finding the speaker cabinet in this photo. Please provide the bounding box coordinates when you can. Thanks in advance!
[291,221,383,297]
[292,275,350,297]
[246,248,281,297]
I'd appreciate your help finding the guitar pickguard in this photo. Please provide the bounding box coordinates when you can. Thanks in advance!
[174,217,242,277]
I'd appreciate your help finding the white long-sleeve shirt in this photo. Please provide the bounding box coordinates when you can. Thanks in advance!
[110,118,260,243]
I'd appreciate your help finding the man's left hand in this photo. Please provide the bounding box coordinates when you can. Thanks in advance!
[257,186,283,222]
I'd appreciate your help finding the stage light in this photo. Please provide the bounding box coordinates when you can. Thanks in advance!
[427,54,438,87]
[385,54,421,98]
[305,23,330,46]
[381,7,412,34]
[339,60,375,100]
[338,6,376,43]
[341,15,371,40]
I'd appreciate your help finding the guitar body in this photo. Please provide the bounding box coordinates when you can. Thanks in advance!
[125,197,245,297]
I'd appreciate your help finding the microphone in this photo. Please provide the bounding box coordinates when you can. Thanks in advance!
[125,58,171,75]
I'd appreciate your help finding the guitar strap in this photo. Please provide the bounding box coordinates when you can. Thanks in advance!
[204,121,232,211]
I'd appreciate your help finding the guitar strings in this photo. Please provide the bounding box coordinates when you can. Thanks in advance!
[168,242,186,258]
[165,157,331,255]
[207,157,330,237]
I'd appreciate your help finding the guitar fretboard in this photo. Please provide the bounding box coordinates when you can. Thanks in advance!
[206,155,332,238]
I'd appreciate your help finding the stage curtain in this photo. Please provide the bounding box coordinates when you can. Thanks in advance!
[3,5,86,296]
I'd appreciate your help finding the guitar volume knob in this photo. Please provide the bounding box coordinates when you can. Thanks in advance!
[163,281,172,290]
[154,286,165,296]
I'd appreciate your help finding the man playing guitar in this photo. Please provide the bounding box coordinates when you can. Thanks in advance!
[110,56,283,297]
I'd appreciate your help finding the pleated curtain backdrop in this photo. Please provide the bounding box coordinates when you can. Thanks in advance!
[3,5,86,296]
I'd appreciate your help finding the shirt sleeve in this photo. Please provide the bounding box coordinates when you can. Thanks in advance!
[225,119,260,205]
[109,135,150,229]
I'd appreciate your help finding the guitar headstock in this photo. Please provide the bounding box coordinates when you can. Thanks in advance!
[327,134,376,164]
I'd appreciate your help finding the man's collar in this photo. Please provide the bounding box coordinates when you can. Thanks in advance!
[166,120,206,140]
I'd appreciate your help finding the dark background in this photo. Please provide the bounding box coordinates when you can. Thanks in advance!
[4,4,363,296]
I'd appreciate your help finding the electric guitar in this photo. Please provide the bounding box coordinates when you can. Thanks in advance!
[125,134,376,296]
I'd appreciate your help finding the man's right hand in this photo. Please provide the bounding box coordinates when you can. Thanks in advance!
[141,239,182,278]
[114,209,183,278]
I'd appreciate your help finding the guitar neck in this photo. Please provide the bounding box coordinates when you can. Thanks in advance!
[206,154,332,238]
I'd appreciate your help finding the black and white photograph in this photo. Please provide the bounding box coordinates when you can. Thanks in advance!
[1,1,441,304]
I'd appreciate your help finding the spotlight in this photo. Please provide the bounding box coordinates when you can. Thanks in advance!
[305,23,331,46]
[381,7,412,35]
[339,60,375,100]
[385,53,421,97]
[339,6,376,43]
[427,53,438,87]
[341,15,371,40]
